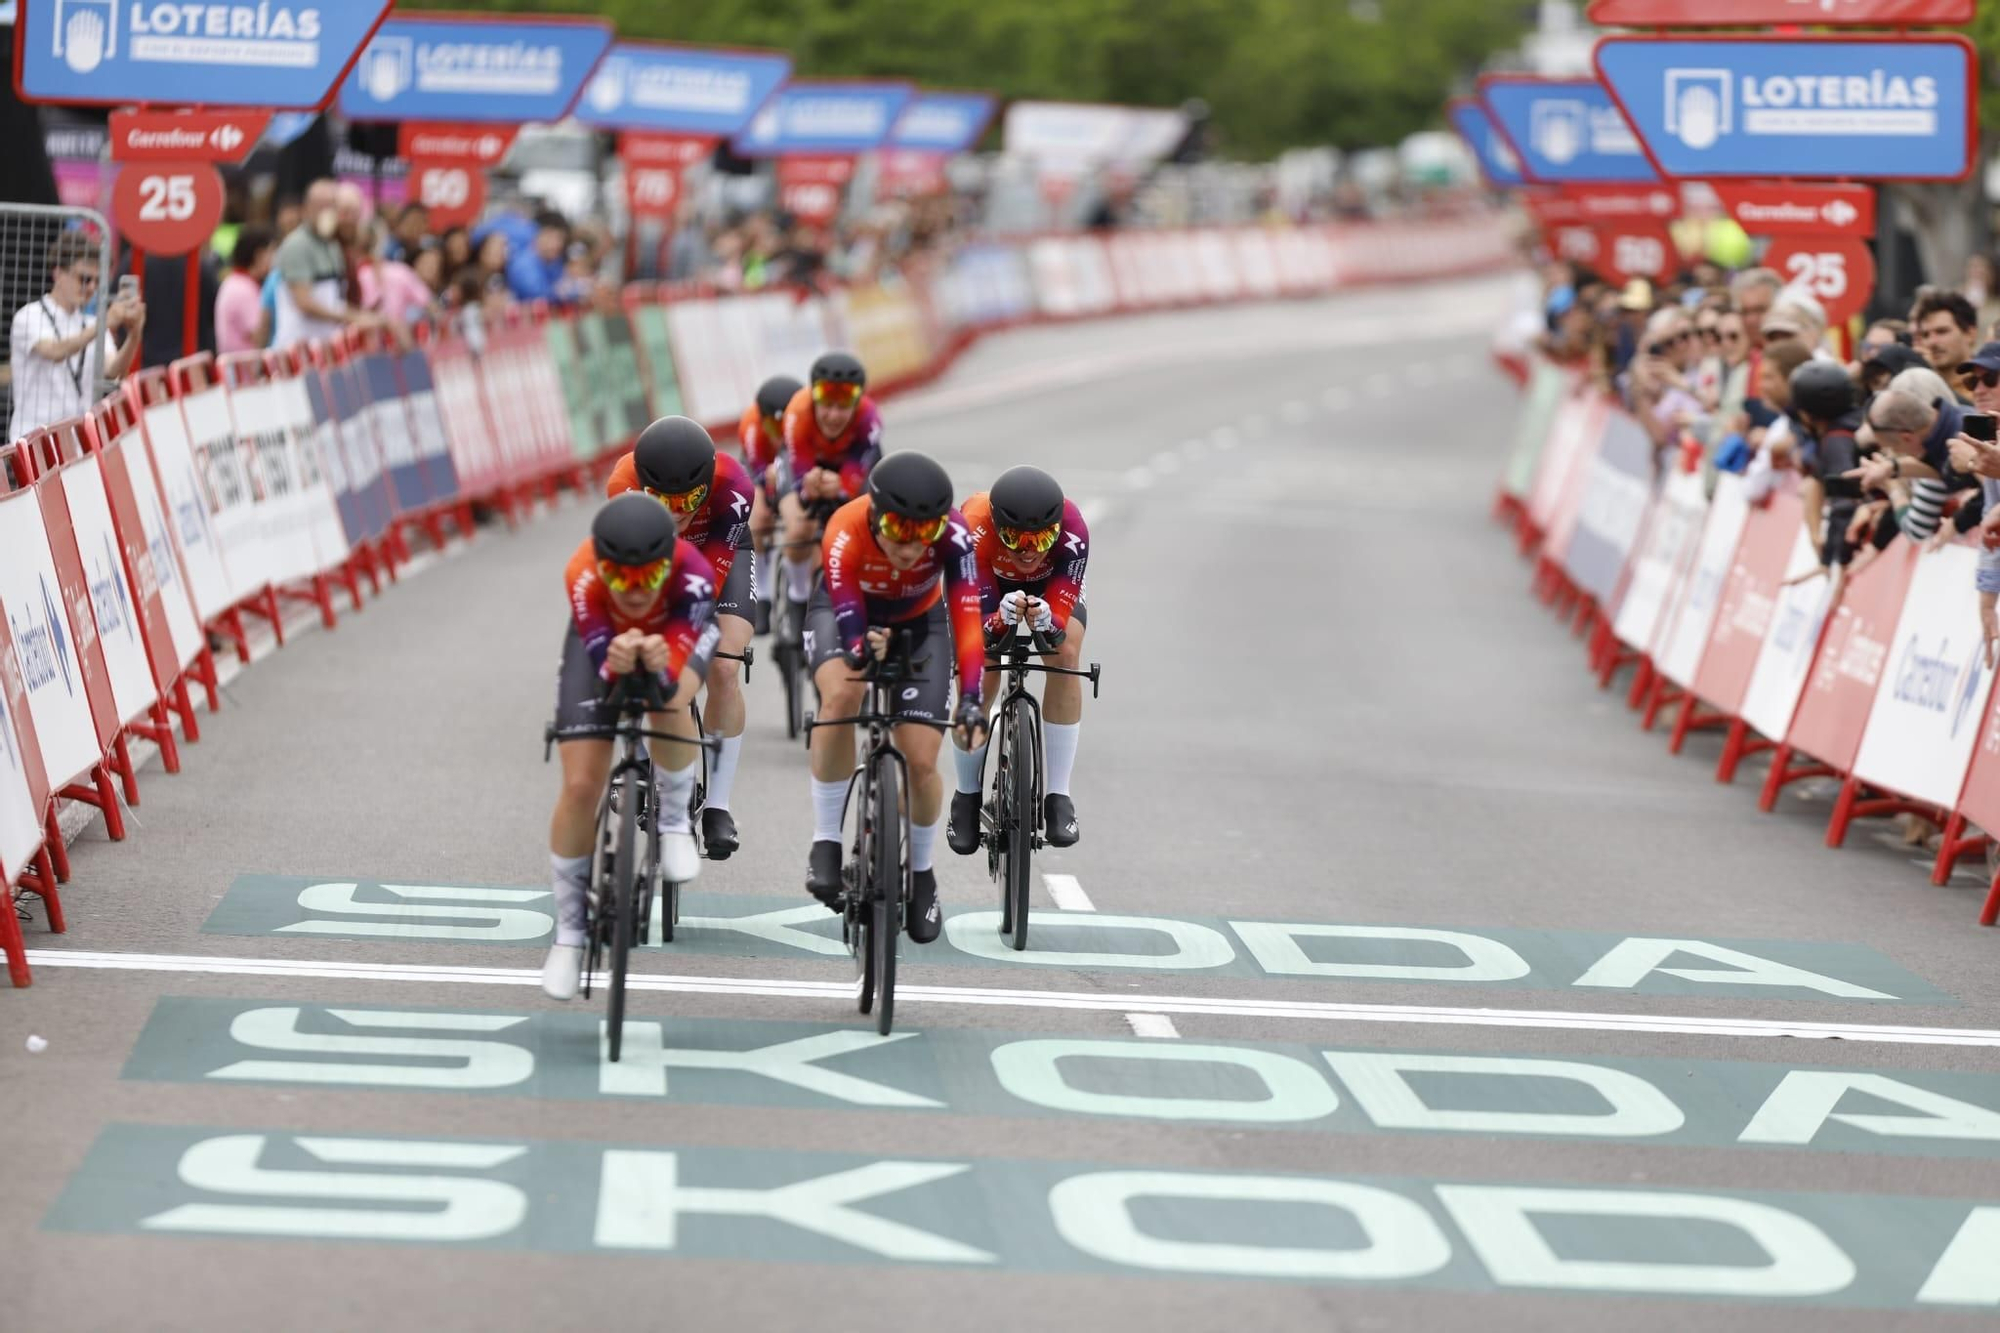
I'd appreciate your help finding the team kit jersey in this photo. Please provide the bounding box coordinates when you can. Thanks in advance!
[783,390,883,500]
[959,491,1090,637]
[738,403,784,477]
[604,449,754,588]
[562,537,718,684]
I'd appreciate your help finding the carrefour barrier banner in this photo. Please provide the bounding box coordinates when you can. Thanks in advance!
[733,81,914,156]
[1739,526,1834,745]
[1480,77,1659,183]
[1504,361,1570,502]
[56,455,153,728]
[627,305,685,420]
[138,391,233,622]
[358,354,424,517]
[0,487,101,788]
[225,379,318,587]
[16,0,394,109]
[270,373,350,574]
[323,360,386,545]
[1562,408,1652,602]
[340,15,613,124]
[105,422,202,680]
[1849,545,1993,808]
[837,284,935,387]
[1695,488,1802,716]
[1526,392,1601,534]
[1655,472,1751,690]
[0,604,47,883]
[395,351,459,507]
[179,384,265,603]
[545,315,651,461]
[1594,37,1976,182]
[1448,98,1525,188]
[890,92,998,153]
[1786,542,1920,772]
[575,43,789,136]
[1611,467,1707,654]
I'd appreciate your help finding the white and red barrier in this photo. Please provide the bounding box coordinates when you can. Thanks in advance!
[1501,351,2000,924]
[0,209,1515,985]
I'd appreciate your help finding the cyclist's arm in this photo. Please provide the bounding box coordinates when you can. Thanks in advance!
[1043,503,1090,631]
[783,404,818,497]
[704,459,754,585]
[569,576,622,682]
[658,557,718,684]
[834,406,885,499]
[822,523,870,660]
[604,452,638,499]
[939,517,986,700]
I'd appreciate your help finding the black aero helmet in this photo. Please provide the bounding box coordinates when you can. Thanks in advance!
[633,415,716,496]
[810,351,866,388]
[1790,360,1858,422]
[868,451,953,522]
[592,492,678,568]
[756,375,803,419]
[989,465,1065,532]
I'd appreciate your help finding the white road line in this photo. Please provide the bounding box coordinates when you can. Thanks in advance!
[25,949,2000,1048]
[1125,1013,1181,1039]
[1042,873,1094,911]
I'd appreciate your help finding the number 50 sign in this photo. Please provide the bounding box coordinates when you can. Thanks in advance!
[1764,238,1876,326]
[111,162,225,256]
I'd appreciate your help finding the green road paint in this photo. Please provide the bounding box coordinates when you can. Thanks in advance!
[121,999,2000,1158]
[201,877,1952,1003]
[44,1122,1999,1308]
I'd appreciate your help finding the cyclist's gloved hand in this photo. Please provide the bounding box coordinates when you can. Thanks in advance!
[998,590,1026,626]
[841,638,870,670]
[953,694,989,750]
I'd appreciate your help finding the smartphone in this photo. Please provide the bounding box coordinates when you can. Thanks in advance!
[116,274,139,304]
[1965,412,1997,443]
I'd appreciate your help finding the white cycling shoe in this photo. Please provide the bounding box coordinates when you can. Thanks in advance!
[541,944,583,1001]
[660,828,701,884]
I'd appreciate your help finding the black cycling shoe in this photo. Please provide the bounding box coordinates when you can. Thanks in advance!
[946,790,983,855]
[1044,794,1079,847]
[806,840,843,910]
[908,869,942,943]
[701,808,739,861]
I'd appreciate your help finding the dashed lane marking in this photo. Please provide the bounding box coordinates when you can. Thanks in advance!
[26,949,2000,1048]
[1042,874,1094,911]
[1124,1013,1182,1039]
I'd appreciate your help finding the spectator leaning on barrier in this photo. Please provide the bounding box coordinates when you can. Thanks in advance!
[1913,289,1979,397]
[1761,294,1831,361]
[1790,358,1864,572]
[1731,266,1783,344]
[1740,337,1813,500]
[215,225,275,356]
[7,232,143,442]
[1850,382,1963,547]
[386,202,431,264]
[272,180,370,350]
[507,210,579,306]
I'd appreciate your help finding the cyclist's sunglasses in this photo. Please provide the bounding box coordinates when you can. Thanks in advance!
[875,510,947,545]
[813,380,863,408]
[598,556,672,594]
[997,521,1061,554]
[645,481,708,516]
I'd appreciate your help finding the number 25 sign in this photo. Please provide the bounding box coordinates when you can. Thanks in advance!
[111,162,225,256]
[1764,237,1876,325]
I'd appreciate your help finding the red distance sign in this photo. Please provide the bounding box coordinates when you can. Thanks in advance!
[776,156,857,228]
[1548,223,1603,267]
[620,134,714,222]
[1713,183,1875,239]
[111,162,225,256]
[1593,221,1677,286]
[1523,190,1584,228]
[399,124,519,168]
[1587,0,1971,24]
[109,109,271,165]
[1763,237,1877,325]
[1561,184,1680,221]
[408,161,487,231]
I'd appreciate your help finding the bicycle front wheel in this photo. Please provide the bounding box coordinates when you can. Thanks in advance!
[1006,705,1034,953]
[871,756,903,1036]
[606,781,639,1062]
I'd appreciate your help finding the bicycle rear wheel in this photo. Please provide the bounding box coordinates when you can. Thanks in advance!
[871,756,902,1036]
[605,781,639,1062]
[1005,706,1034,953]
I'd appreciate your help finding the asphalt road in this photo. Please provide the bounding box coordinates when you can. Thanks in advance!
[5,272,1999,1332]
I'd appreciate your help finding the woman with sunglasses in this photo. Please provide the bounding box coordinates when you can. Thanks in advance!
[605,416,758,859]
[543,495,720,1000]
[777,352,884,632]
[947,466,1092,855]
[804,452,989,944]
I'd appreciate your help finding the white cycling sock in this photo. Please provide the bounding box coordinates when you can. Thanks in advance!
[811,777,847,842]
[951,737,988,795]
[550,852,591,947]
[656,759,697,834]
[911,808,942,873]
[784,556,814,604]
[706,734,743,812]
[1044,722,1080,796]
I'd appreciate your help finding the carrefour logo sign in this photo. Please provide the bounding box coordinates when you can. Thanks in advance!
[1890,634,1985,739]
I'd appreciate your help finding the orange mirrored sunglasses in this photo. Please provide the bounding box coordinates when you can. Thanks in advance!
[875,510,948,545]
[997,522,1061,554]
[597,556,672,594]
[646,482,709,516]
[812,380,863,408]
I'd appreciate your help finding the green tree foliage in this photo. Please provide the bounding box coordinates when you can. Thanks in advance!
[445,0,1532,156]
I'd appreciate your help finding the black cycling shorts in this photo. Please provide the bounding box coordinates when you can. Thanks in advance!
[714,553,757,620]
[803,586,952,723]
[552,621,716,741]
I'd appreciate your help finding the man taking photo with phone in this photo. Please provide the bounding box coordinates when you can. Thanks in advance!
[7,230,143,442]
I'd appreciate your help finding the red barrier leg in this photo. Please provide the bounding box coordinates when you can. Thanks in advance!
[1,883,28,987]
[1625,656,1654,711]
[1640,677,1680,733]
[456,501,478,542]
[20,846,64,934]
[43,809,70,883]
[1931,814,1990,887]
[61,761,127,841]
[1982,872,2000,925]
[1758,744,1793,812]
[1716,720,1749,784]
[1826,777,1862,848]
[1667,693,1698,754]
[420,511,449,552]
[112,733,140,806]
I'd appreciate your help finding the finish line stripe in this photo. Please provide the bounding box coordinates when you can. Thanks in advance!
[23,948,2000,1047]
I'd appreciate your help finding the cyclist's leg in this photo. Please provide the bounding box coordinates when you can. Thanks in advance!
[646,632,717,878]
[1041,603,1087,845]
[701,558,756,855]
[778,487,820,618]
[947,662,1001,854]
[749,482,778,631]
[547,625,613,997]
[897,605,954,941]
[804,586,860,902]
